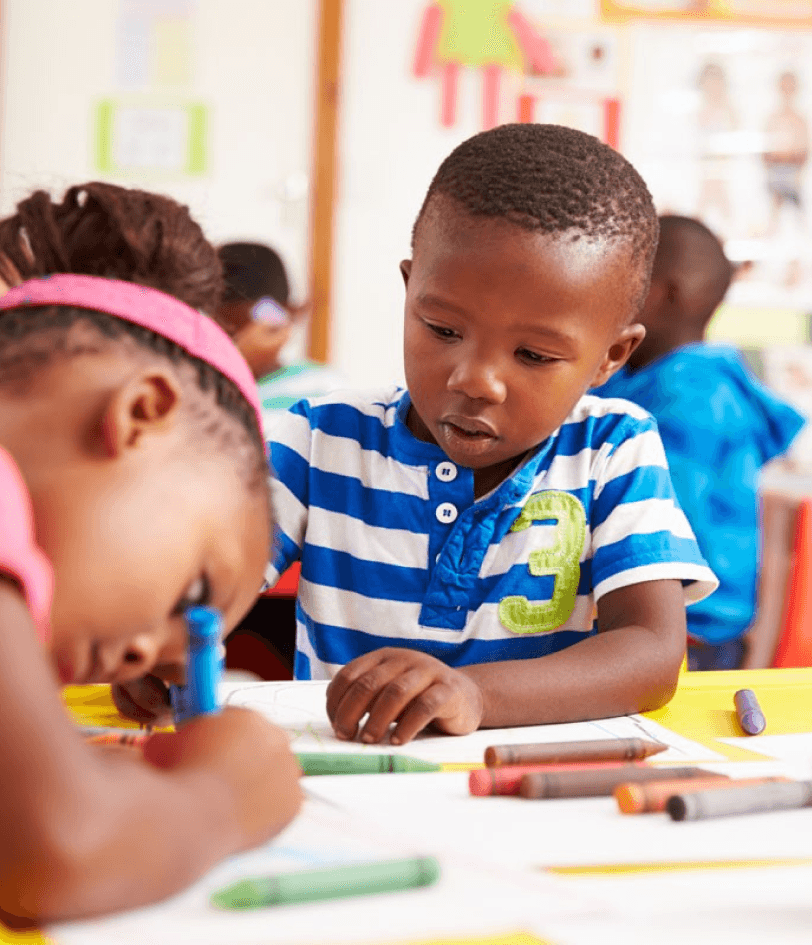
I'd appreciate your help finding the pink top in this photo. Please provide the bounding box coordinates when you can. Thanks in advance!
[0,447,52,640]
[0,275,262,430]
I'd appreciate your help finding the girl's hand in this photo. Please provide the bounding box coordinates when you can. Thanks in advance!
[112,675,173,727]
[144,707,302,850]
[326,647,484,745]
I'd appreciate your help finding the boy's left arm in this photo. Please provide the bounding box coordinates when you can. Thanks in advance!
[326,579,684,744]
[461,578,685,728]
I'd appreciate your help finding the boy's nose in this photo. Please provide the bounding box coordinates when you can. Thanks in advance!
[447,356,507,404]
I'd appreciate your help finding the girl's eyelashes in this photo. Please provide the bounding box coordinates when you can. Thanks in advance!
[173,574,211,616]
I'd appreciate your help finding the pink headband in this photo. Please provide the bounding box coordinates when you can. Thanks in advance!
[0,274,262,428]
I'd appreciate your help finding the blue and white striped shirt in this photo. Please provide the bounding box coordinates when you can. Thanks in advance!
[266,386,717,680]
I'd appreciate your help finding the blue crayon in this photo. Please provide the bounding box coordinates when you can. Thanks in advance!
[169,606,223,724]
[734,688,766,736]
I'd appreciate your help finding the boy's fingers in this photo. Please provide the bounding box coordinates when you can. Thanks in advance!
[358,668,433,743]
[330,663,405,741]
[325,651,394,724]
[389,682,456,745]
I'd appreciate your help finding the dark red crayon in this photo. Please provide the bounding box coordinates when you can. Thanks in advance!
[470,761,632,797]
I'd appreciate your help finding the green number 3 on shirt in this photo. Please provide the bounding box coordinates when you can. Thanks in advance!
[499,491,587,635]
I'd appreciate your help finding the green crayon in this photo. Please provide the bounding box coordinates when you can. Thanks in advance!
[211,856,441,909]
[295,752,442,776]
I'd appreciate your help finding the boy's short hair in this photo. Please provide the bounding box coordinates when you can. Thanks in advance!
[412,123,659,316]
[219,242,290,306]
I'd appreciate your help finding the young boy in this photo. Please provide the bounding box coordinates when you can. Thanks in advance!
[215,242,345,438]
[597,215,805,670]
[265,124,717,744]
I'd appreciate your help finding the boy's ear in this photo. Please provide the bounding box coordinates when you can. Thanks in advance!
[101,368,183,456]
[400,259,412,287]
[589,323,646,388]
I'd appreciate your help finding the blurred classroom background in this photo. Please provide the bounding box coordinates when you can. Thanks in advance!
[7,0,812,672]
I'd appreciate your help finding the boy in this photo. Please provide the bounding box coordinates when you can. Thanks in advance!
[267,124,717,744]
[215,242,345,438]
[597,215,805,670]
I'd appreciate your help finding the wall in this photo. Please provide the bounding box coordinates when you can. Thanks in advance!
[0,0,317,300]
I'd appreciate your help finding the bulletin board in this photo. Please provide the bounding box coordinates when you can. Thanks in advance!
[317,0,812,386]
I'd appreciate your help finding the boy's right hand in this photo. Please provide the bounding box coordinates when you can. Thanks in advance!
[144,708,302,851]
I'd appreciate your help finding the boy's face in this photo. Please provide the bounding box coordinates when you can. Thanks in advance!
[401,204,643,482]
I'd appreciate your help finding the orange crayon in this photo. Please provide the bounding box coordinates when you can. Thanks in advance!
[85,731,150,749]
[614,775,778,814]
[484,737,667,768]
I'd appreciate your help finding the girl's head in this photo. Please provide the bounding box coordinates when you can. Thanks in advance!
[0,183,270,687]
[214,242,306,380]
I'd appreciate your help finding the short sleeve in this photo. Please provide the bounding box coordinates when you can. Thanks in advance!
[0,447,53,639]
[589,413,718,606]
[265,402,312,586]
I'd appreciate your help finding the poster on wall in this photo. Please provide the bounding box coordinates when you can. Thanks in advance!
[413,1,621,141]
[601,0,812,26]
[624,24,812,307]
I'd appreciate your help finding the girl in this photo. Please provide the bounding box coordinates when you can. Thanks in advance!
[0,182,301,926]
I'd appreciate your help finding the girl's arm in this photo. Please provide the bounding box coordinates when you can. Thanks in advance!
[0,579,301,924]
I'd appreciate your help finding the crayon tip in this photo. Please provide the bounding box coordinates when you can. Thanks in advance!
[210,879,264,910]
[647,740,668,757]
[469,769,495,796]
[615,782,646,814]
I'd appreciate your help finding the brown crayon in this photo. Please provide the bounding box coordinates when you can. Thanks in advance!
[519,765,723,800]
[470,761,633,797]
[615,775,783,814]
[484,737,667,768]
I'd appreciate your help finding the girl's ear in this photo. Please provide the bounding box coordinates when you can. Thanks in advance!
[101,368,183,456]
[400,260,412,287]
[589,323,646,389]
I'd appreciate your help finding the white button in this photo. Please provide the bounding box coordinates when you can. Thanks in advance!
[436,461,458,482]
[436,502,458,524]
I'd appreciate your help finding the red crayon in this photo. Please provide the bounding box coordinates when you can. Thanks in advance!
[470,761,633,797]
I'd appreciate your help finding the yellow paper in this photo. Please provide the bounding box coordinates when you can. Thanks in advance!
[646,667,812,761]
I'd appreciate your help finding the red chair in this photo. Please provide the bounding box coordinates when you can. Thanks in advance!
[773,498,812,667]
[262,562,301,598]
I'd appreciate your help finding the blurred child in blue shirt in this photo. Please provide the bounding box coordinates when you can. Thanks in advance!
[597,215,805,670]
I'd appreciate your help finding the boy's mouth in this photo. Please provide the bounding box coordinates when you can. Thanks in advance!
[438,415,499,455]
[442,415,497,439]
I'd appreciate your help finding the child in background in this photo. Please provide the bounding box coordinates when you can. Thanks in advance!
[264,124,717,743]
[596,215,805,670]
[215,242,346,438]
[0,183,300,925]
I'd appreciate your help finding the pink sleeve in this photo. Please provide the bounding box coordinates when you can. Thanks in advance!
[0,446,53,640]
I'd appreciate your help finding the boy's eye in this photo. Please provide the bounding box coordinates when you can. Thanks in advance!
[174,575,211,616]
[518,348,555,365]
[427,322,458,340]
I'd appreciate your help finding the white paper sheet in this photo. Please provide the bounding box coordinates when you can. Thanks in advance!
[717,733,812,777]
[48,795,587,945]
[222,680,727,764]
